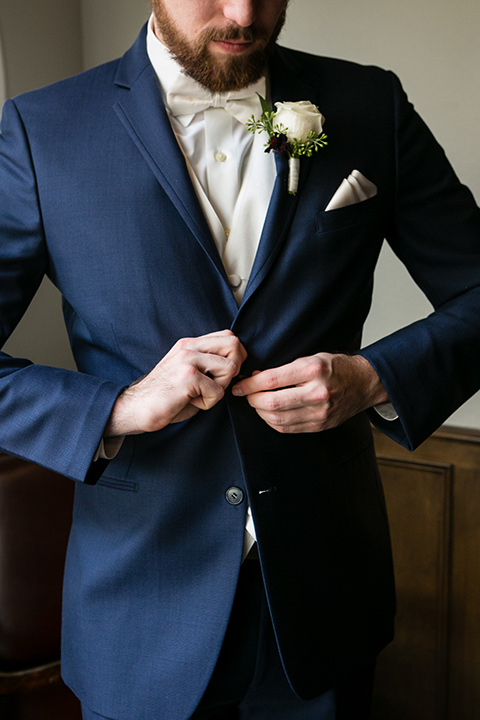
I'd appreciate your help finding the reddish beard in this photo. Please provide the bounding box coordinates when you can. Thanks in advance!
[152,1,286,92]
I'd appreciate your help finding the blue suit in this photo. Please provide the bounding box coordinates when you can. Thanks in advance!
[1,25,480,720]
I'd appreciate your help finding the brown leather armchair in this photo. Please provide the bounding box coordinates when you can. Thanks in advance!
[0,453,81,719]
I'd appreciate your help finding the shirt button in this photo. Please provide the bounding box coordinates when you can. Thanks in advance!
[214,151,227,163]
[225,487,244,506]
[229,274,242,289]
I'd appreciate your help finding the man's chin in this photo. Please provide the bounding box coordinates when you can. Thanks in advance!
[196,51,267,92]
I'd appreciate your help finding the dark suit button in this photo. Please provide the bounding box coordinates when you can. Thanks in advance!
[225,487,244,505]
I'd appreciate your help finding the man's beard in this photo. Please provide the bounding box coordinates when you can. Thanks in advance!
[151,1,286,92]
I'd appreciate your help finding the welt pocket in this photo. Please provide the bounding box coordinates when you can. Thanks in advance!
[315,195,379,234]
[97,477,138,492]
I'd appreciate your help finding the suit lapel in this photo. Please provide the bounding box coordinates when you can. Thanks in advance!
[112,27,231,289]
[240,47,321,307]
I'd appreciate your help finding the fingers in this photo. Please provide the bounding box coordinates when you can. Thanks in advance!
[232,353,389,435]
[105,330,248,437]
[232,356,330,397]
[231,357,330,433]
[232,355,349,434]
[245,385,331,434]
[169,331,247,387]
[174,330,247,364]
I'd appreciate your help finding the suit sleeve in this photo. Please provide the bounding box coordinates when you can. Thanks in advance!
[0,98,124,482]
[358,72,480,450]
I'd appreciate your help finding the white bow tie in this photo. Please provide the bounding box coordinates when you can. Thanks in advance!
[166,74,266,126]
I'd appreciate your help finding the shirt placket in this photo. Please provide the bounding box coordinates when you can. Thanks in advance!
[204,108,239,240]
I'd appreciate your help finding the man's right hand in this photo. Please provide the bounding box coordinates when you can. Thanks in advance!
[105,330,247,438]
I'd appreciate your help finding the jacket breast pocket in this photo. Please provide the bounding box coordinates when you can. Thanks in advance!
[315,195,380,234]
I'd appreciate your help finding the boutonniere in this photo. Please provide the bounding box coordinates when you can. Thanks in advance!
[247,97,328,195]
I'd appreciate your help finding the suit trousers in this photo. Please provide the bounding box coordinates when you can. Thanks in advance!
[81,558,374,720]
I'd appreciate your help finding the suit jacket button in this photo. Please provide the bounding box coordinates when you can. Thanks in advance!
[225,487,244,506]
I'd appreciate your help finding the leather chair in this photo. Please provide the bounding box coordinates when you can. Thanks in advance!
[0,453,82,719]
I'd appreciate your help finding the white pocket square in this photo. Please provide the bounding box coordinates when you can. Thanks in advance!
[325,169,377,211]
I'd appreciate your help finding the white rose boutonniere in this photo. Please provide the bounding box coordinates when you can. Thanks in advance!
[274,100,325,142]
[247,96,328,195]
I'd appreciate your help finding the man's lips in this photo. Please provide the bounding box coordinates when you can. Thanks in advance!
[211,39,255,54]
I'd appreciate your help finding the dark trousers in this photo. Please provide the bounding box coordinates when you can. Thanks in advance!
[82,559,374,720]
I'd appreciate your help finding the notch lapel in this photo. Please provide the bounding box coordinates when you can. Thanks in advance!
[112,28,232,291]
[240,47,321,307]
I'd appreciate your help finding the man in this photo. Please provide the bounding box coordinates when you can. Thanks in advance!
[1,0,480,718]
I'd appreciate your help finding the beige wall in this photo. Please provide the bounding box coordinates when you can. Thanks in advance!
[81,0,150,69]
[1,0,479,426]
[0,0,82,370]
[0,0,82,97]
[0,18,4,104]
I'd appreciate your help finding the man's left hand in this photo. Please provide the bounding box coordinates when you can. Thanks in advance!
[231,353,389,433]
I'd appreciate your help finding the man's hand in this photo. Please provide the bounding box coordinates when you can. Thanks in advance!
[232,353,389,434]
[105,330,247,437]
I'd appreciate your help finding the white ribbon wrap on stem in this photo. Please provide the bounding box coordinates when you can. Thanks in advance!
[288,157,300,195]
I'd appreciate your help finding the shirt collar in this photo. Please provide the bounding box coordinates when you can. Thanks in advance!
[146,14,187,102]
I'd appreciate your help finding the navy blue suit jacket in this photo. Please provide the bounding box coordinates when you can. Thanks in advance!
[1,25,480,720]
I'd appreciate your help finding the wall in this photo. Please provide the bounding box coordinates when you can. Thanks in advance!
[81,0,150,69]
[0,0,82,96]
[0,0,83,370]
[0,14,5,104]
[1,0,479,426]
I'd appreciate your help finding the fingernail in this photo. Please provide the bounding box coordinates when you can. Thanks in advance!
[232,386,243,396]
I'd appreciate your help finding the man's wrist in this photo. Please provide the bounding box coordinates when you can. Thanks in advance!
[104,387,139,438]
[350,354,390,410]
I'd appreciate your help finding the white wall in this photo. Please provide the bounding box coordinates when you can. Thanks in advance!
[0,0,82,371]
[0,18,5,106]
[0,0,82,96]
[81,0,150,69]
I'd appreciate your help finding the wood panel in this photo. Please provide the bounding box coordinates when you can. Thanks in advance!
[371,426,480,720]
[371,457,452,719]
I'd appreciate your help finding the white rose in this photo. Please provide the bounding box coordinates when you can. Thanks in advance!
[273,100,325,143]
